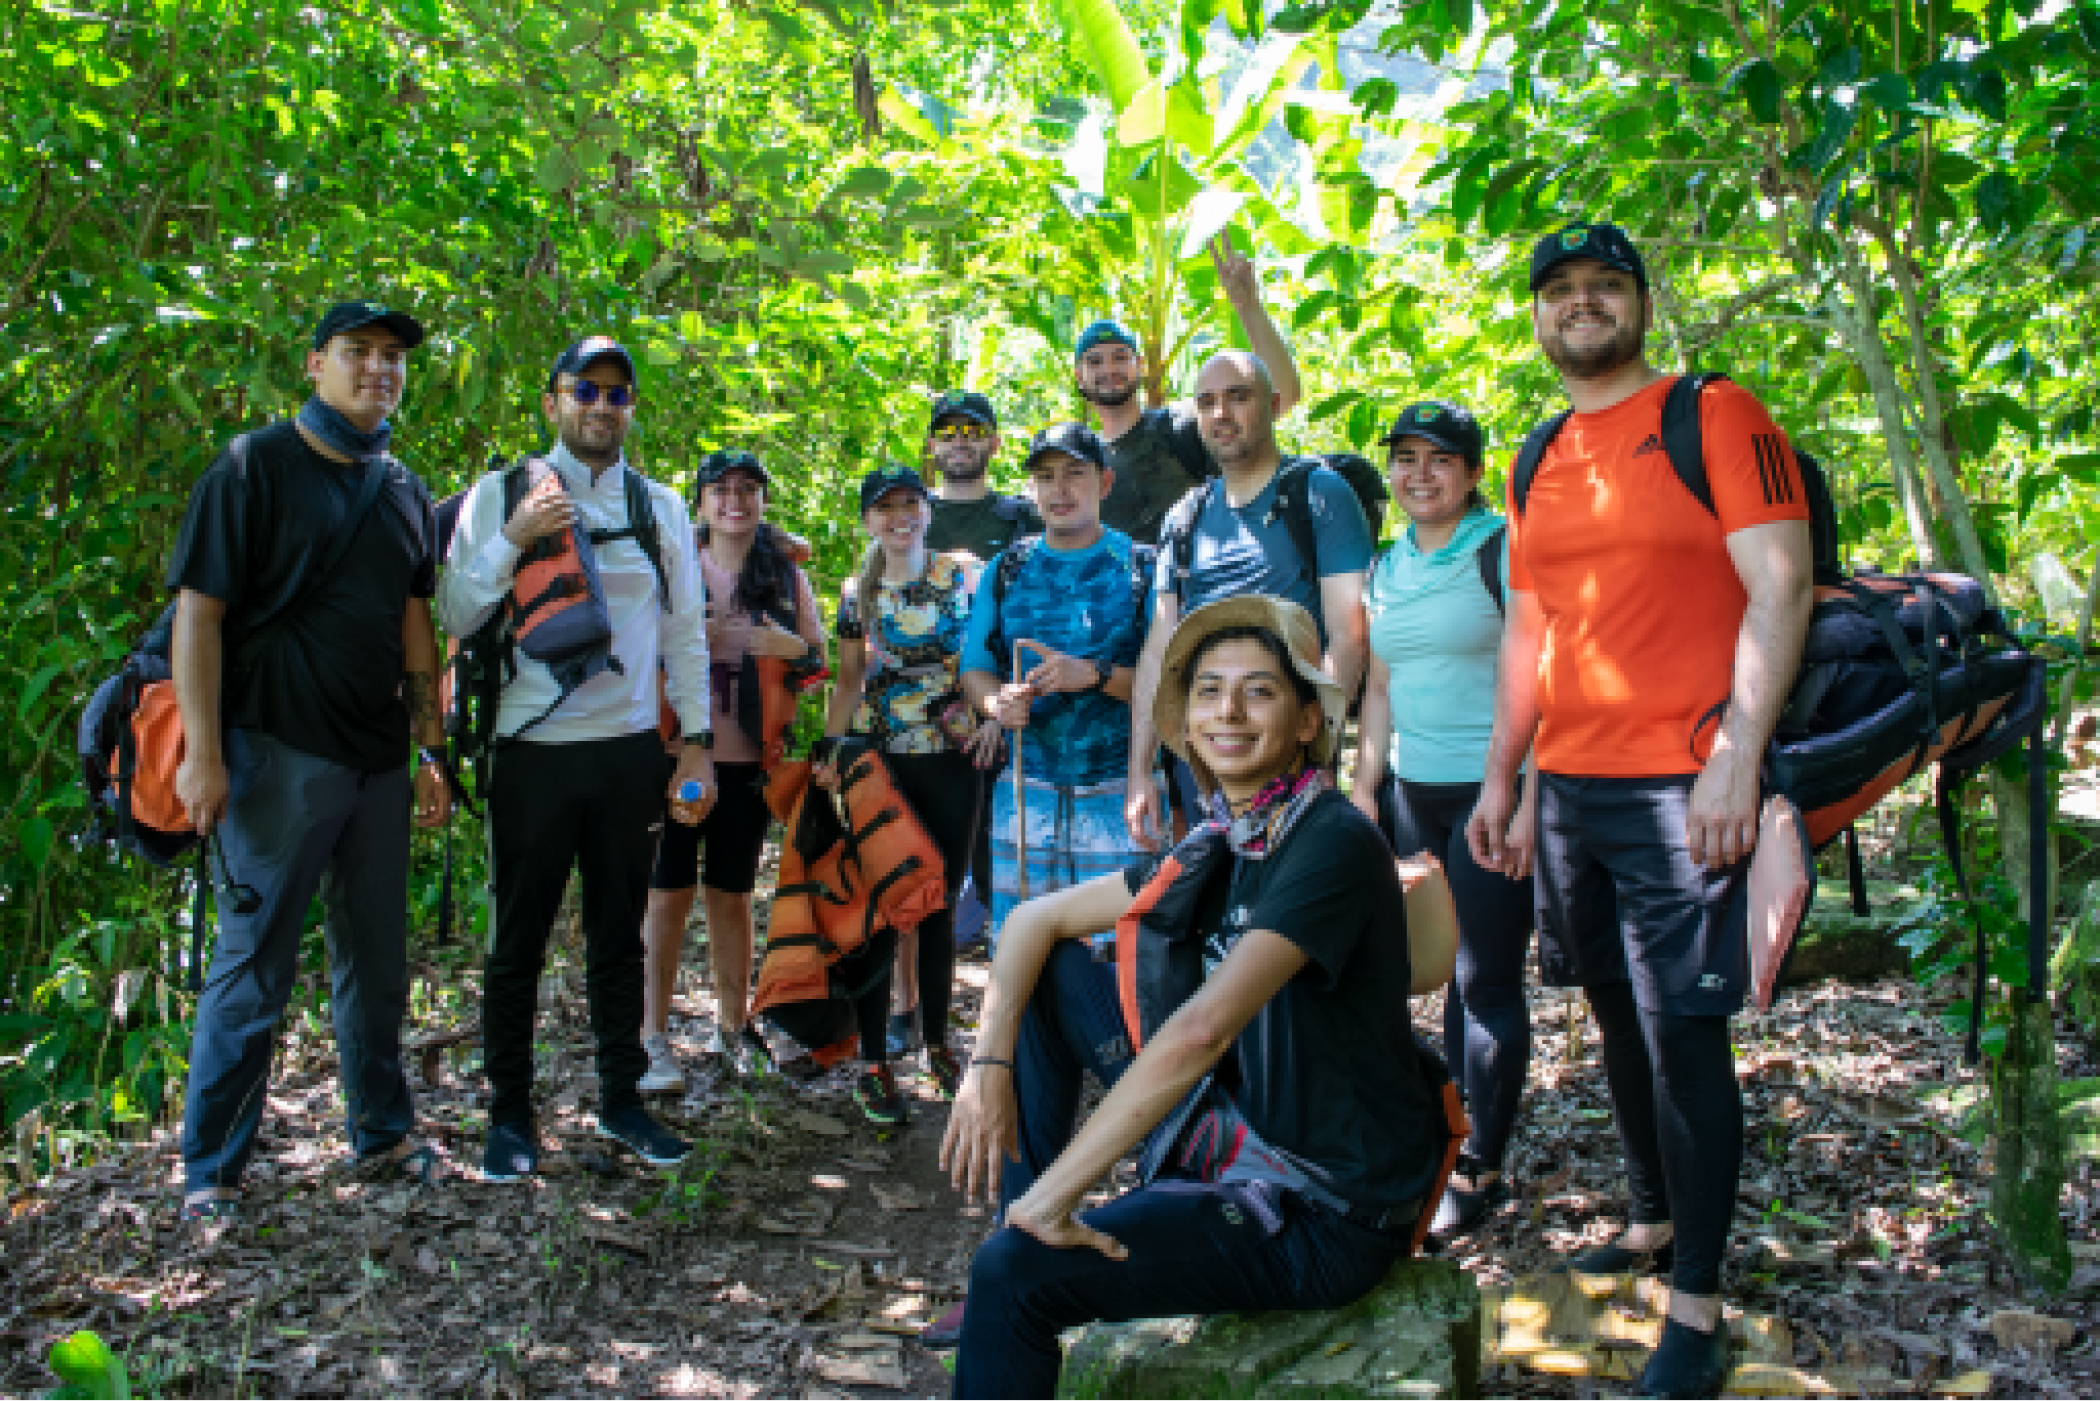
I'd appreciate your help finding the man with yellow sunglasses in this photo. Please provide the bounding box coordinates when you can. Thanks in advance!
[923,391,1042,565]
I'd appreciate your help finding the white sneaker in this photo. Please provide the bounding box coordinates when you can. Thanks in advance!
[638,1034,684,1093]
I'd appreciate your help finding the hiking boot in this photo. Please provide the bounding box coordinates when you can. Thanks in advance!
[1427,1155,1509,1242]
[853,1065,909,1127]
[920,1298,967,1350]
[596,1104,691,1168]
[638,1034,685,1094]
[924,1045,963,1101]
[482,1122,539,1183]
[886,1009,921,1058]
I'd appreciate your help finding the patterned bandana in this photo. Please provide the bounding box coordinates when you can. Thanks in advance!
[1203,764,1329,859]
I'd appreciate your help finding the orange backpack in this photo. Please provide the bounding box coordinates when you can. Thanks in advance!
[748,745,946,1064]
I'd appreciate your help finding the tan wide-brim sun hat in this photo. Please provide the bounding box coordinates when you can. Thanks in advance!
[1154,595,1346,795]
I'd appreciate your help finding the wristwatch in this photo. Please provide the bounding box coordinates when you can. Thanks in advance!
[685,730,715,750]
[1088,659,1113,692]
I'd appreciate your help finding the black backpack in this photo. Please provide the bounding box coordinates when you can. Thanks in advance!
[79,433,391,985]
[1159,453,1391,598]
[1511,374,2049,1055]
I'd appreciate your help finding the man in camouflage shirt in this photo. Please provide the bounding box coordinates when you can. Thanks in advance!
[1079,230,1303,545]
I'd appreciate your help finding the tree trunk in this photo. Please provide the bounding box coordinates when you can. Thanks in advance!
[1989,989,2075,1294]
[1825,256,1939,569]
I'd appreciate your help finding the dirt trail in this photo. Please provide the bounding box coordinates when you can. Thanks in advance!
[4,941,2097,1397]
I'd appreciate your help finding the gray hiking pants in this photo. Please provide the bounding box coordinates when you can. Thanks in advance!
[181,727,415,1193]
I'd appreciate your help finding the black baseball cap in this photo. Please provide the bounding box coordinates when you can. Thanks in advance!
[1022,422,1106,472]
[1379,401,1484,469]
[929,390,997,431]
[1074,319,1140,359]
[546,335,637,391]
[696,449,771,489]
[311,300,424,351]
[1528,221,1648,292]
[858,463,930,513]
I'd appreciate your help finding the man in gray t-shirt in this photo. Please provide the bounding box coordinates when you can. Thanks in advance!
[1158,462,1371,645]
[1124,351,1373,848]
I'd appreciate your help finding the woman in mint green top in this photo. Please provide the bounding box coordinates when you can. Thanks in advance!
[1350,399,1537,1245]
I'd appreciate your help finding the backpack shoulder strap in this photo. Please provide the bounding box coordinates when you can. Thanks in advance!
[985,536,1040,670]
[1265,459,1322,585]
[1159,478,1216,589]
[1660,372,1725,515]
[621,468,671,612]
[1477,524,1507,614]
[1129,539,1157,607]
[1510,412,1572,517]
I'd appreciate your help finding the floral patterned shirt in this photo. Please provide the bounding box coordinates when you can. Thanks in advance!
[835,552,975,753]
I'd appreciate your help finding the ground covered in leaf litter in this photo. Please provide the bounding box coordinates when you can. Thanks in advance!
[3,865,2097,1398]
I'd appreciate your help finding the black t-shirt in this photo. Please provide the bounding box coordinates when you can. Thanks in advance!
[1123,790,1439,1210]
[166,421,439,772]
[926,492,1041,562]
[1101,404,1213,546]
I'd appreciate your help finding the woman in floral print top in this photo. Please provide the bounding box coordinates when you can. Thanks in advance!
[821,465,1003,1125]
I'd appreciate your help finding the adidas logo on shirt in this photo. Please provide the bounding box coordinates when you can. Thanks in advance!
[1632,432,1665,458]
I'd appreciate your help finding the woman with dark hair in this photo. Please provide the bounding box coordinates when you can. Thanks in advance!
[1352,400,1537,1242]
[820,464,1002,1126]
[937,596,1456,1399]
[638,450,825,1088]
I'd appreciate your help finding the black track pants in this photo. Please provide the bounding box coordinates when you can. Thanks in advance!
[1586,980,1742,1296]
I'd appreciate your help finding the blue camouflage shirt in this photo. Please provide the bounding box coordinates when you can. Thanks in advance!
[961,529,1153,787]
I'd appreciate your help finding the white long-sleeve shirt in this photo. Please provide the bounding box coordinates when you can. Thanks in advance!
[439,442,711,744]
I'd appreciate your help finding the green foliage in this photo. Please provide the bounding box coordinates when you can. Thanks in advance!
[46,1330,129,1400]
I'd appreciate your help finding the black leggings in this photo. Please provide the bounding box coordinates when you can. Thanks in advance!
[1377,776,1535,1170]
[852,749,981,1063]
[1587,980,1742,1296]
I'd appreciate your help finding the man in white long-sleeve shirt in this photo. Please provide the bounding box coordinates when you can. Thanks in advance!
[440,336,714,1180]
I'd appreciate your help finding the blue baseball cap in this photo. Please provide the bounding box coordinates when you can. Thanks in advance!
[1074,319,1140,359]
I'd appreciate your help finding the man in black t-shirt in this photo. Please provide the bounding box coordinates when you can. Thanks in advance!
[1077,231,1304,546]
[167,301,449,1219]
[935,596,1456,1399]
[919,389,1037,978]
[922,390,1041,561]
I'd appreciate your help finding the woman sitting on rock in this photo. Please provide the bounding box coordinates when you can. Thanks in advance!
[938,596,1459,1400]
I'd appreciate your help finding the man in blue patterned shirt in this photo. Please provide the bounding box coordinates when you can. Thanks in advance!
[962,423,1156,940]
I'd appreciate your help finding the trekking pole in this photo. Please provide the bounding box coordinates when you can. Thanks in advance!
[1011,641,1054,903]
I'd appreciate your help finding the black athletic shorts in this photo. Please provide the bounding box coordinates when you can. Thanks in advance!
[650,760,769,895]
[1533,771,1750,1017]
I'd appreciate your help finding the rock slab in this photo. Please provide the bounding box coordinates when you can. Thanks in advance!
[1057,1257,1481,1399]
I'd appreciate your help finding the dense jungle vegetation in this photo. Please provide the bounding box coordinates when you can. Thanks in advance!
[4,0,2098,1290]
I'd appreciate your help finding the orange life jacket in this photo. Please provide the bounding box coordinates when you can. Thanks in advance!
[748,746,946,1064]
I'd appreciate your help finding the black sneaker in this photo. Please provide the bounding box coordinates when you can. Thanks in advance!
[1566,1234,1675,1277]
[1637,1316,1729,1398]
[482,1122,539,1182]
[853,1065,909,1126]
[1427,1155,1510,1242]
[596,1104,691,1168]
[925,1046,963,1101]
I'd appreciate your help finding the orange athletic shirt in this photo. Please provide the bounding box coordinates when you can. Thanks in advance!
[1505,376,1809,777]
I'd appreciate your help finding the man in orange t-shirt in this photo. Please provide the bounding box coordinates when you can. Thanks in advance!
[1464,222,1812,1399]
